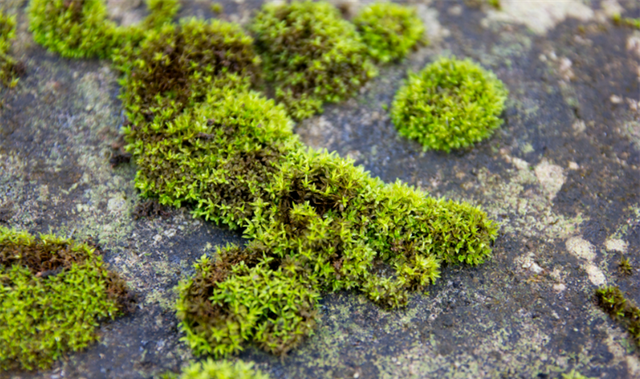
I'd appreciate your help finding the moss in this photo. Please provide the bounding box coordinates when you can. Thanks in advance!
[27,0,182,59]
[210,2,223,14]
[113,18,262,123]
[27,0,122,59]
[0,9,21,88]
[164,358,270,379]
[250,0,377,119]
[353,2,425,64]
[595,286,640,348]
[122,81,497,356]
[562,370,595,379]
[0,226,133,371]
[487,0,501,10]
[612,14,640,29]
[618,257,633,276]
[391,57,508,152]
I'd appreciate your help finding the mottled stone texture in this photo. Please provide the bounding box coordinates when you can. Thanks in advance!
[1,0,640,378]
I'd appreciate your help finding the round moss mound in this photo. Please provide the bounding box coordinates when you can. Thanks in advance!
[167,359,270,379]
[0,226,132,371]
[391,57,508,152]
[250,0,376,119]
[353,2,425,63]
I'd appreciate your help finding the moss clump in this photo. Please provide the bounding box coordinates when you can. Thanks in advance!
[0,9,20,88]
[27,0,182,59]
[113,18,261,123]
[619,257,633,276]
[595,286,640,348]
[123,81,497,356]
[353,2,425,63]
[27,0,122,59]
[250,0,376,119]
[391,57,508,152]
[562,370,595,379]
[165,359,270,379]
[0,226,132,371]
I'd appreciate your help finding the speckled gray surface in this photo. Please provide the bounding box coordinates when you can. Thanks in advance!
[1,0,640,378]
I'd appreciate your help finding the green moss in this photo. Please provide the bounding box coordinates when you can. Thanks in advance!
[391,57,508,152]
[113,18,262,123]
[165,358,270,379]
[619,257,633,276]
[487,0,501,10]
[27,0,122,59]
[211,2,223,14]
[0,226,132,371]
[27,0,183,59]
[0,9,20,88]
[353,2,425,63]
[141,0,181,30]
[250,0,377,119]
[612,14,640,29]
[562,370,595,379]
[122,81,497,356]
[595,286,640,348]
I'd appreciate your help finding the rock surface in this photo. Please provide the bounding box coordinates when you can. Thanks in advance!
[1,0,640,378]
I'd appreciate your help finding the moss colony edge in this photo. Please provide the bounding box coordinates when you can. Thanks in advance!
[18,0,501,366]
[0,226,133,370]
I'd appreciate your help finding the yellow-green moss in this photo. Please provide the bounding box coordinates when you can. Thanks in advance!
[0,226,132,371]
[595,286,640,348]
[0,9,21,87]
[391,57,508,152]
[353,2,425,63]
[163,359,270,379]
[250,0,377,119]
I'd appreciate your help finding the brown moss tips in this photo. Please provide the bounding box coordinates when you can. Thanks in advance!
[250,0,377,119]
[0,226,133,371]
[595,286,640,348]
[113,18,262,124]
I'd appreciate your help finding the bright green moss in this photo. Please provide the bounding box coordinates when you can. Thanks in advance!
[27,0,122,59]
[250,0,377,119]
[113,18,262,124]
[0,226,132,371]
[595,286,640,348]
[27,0,183,59]
[0,9,19,87]
[353,2,425,63]
[122,81,497,356]
[165,359,270,379]
[391,57,508,152]
[562,370,595,379]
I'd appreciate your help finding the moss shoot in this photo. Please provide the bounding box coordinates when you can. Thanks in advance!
[353,2,425,63]
[164,359,270,379]
[391,57,508,152]
[0,9,21,88]
[0,226,132,371]
[250,0,377,119]
[595,286,640,348]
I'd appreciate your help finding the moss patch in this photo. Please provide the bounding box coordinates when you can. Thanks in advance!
[595,286,640,349]
[165,358,270,379]
[0,226,133,371]
[113,18,262,123]
[353,2,425,63]
[250,0,376,119]
[0,9,22,88]
[391,57,508,152]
